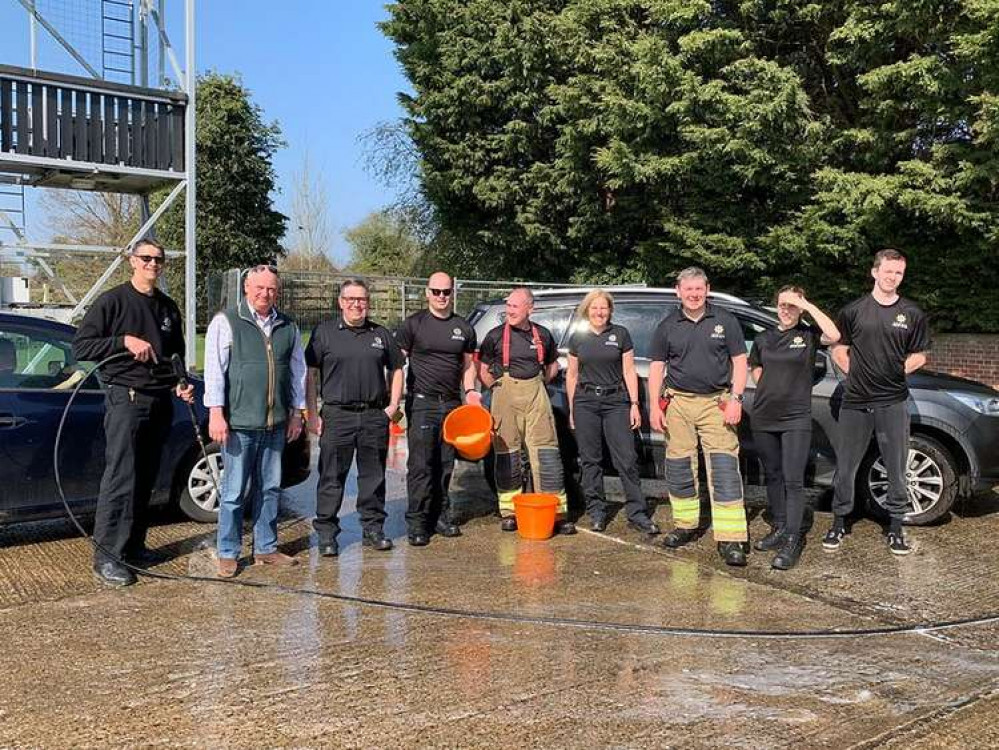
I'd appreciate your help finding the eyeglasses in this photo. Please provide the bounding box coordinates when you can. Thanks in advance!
[133,254,166,266]
[341,297,369,307]
[428,288,453,297]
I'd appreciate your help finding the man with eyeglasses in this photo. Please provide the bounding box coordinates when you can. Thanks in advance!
[396,272,479,546]
[73,238,195,587]
[305,278,404,555]
[204,264,307,578]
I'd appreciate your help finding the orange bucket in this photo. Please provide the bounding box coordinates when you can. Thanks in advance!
[443,404,493,461]
[512,493,558,540]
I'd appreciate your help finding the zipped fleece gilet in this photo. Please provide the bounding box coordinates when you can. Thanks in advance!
[223,298,297,430]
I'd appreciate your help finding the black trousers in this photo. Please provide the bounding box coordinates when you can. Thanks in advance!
[752,428,811,535]
[405,394,459,534]
[315,404,390,543]
[833,401,910,520]
[94,384,173,565]
[573,390,648,523]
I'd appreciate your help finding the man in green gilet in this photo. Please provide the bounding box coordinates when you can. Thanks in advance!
[204,265,307,578]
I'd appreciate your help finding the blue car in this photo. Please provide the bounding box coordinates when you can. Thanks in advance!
[0,311,310,525]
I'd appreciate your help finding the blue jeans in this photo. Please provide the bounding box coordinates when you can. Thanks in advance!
[216,426,286,559]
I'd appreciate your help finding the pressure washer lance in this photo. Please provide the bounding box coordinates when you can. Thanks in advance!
[171,353,222,493]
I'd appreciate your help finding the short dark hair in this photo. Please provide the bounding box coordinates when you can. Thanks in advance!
[339,277,370,297]
[774,285,805,305]
[131,238,164,256]
[873,248,906,268]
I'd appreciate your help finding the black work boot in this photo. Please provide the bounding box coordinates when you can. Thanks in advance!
[718,542,747,567]
[753,525,786,552]
[771,534,805,570]
[661,527,698,549]
[435,503,462,537]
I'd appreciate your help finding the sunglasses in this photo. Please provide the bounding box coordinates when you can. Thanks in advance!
[428,288,453,297]
[251,264,278,274]
[133,254,166,265]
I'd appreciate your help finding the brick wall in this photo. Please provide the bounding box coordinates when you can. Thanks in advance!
[927,334,999,390]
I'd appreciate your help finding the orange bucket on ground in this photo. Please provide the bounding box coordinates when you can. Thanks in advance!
[512,493,558,540]
[443,404,493,460]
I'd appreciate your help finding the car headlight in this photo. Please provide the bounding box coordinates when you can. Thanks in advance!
[950,392,999,416]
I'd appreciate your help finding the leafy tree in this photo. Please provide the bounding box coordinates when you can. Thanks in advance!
[157,72,288,282]
[344,207,428,276]
[383,0,999,331]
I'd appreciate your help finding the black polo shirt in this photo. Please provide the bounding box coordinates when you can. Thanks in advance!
[479,322,558,380]
[837,294,930,408]
[568,323,634,387]
[748,323,818,431]
[397,309,477,399]
[305,318,403,406]
[649,304,746,394]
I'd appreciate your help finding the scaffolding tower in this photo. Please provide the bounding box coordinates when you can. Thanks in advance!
[0,0,196,364]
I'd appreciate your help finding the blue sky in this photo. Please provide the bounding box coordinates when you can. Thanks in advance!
[0,0,410,265]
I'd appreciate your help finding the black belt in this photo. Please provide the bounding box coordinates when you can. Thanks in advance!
[329,401,383,412]
[411,392,456,402]
[579,383,623,396]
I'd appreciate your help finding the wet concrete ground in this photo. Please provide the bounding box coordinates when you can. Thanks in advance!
[1,437,998,749]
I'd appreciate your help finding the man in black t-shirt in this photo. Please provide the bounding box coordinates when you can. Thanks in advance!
[826,249,930,556]
[305,278,405,555]
[647,267,750,566]
[478,287,574,534]
[397,271,478,546]
[72,239,194,587]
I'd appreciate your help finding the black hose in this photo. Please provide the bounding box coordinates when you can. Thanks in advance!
[52,357,999,640]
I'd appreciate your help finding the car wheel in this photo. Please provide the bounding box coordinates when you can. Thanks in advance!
[861,434,958,526]
[176,442,224,523]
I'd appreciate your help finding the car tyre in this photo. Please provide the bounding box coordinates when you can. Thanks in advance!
[861,433,958,526]
[176,441,224,523]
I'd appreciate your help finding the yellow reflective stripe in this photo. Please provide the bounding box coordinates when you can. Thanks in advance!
[711,502,747,533]
[498,489,519,514]
[670,497,700,526]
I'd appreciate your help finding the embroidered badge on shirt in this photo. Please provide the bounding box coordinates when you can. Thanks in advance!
[372,335,385,349]
[892,313,909,330]
[789,335,806,349]
[450,327,465,341]
[711,324,725,339]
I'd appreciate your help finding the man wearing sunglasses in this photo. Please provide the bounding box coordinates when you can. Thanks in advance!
[396,272,479,546]
[73,239,195,587]
[305,278,404,555]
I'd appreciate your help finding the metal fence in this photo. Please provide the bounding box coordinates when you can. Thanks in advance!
[203,269,589,332]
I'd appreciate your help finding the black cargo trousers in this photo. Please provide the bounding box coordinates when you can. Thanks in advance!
[572,388,649,523]
[405,393,460,535]
[315,403,390,543]
[94,383,173,565]
[833,401,910,520]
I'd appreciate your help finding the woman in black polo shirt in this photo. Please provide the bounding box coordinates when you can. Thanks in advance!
[567,290,659,535]
[749,286,839,569]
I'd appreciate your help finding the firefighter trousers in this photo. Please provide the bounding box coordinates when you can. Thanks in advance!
[490,374,568,518]
[664,390,747,542]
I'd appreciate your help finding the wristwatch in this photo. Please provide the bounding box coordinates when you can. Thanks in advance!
[731,393,745,403]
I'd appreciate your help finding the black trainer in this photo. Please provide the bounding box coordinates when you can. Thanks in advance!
[554,520,577,536]
[589,515,608,532]
[627,517,661,535]
[661,528,698,549]
[771,534,804,570]
[435,518,462,538]
[753,525,786,552]
[887,531,912,556]
[500,517,518,532]
[822,526,847,550]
